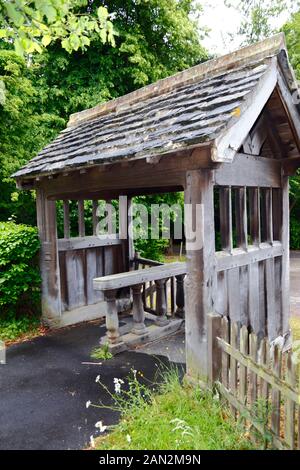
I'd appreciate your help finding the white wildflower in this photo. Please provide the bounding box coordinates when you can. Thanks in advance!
[126,434,131,443]
[113,378,124,394]
[90,435,95,448]
[95,421,107,433]
[86,400,91,409]
[95,375,101,383]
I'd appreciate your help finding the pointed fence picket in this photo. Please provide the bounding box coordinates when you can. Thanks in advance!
[208,314,300,450]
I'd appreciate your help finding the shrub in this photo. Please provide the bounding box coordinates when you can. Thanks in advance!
[0,221,41,317]
[290,216,300,250]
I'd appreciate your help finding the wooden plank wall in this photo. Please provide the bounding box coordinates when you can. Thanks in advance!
[214,185,284,340]
[57,199,125,313]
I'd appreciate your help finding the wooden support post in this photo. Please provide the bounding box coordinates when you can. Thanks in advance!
[207,313,222,387]
[219,187,232,252]
[175,274,185,318]
[184,169,216,384]
[281,176,290,336]
[63,200,70,238]
[103,289,121,344]
[155,279,169,326]
[119,195,130,272]
[78,199,85,237]
[127,197,135,267]
[92,200,98,236]
[249,187,260,245]
[131,284,147,335]
[36,188,61,326]
[235,187,248,250]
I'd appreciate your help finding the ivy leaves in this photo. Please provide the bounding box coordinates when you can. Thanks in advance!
[0,1,116,56]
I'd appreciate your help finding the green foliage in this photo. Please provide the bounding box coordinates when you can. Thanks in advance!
[0,1,115,56]
[0,222,41,316]
[225,0,298,45]
[0,49,65,223]
[133,192,184,261]
[283,11,300,79]
[290,216,300,250]
[93,367,255,450]
[0,313,40,342]
[33,0,207,121]
[91,344,113,361]
[0,1,206,235]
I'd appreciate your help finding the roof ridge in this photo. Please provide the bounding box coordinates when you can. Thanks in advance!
[67,33,286,128]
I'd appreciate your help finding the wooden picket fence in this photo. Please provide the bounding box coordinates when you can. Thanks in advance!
[208,314,300,450]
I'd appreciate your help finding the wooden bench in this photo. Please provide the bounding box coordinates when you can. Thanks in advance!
[93,262,187,346]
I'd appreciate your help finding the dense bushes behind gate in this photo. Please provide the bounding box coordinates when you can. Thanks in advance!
[0,222,41,317]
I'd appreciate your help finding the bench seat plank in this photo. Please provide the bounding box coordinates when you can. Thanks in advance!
[93,262,187,290]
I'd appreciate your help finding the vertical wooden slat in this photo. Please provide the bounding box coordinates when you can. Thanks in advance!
[274,257,283,338]
[207,313,222,387]
[239,265,249,327]
[271,344,282,437]
[272,188,282,241]
[78,200,85,237]
[219,187,233,252]
[258,260,266,337]
[264,188,273,244]
[258,337,269,402]
[249,262,260,334]
[230,322,239,417]
[221,316,230,389]
[170,277,175,314]
[92,200,98,236]
[63,200,70,238]
[239,325,248,405]
[258,337,270,449]
[86,249,103,304]
[285,352,296,449]
[249,332,258,407]
[248,187,260,245]
[266,257,276,340]
[106,199,114,234]
[227,268,240,322]
[235,187,247,249]
[215,271,228,316]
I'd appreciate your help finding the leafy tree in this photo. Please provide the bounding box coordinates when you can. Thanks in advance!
[283,11,300,79]
[283,12,300,248]
[33,0,207,120]
[0,1,115,55]
[225,0,299,45]
[0,0,207,238]
[0,49,64,222]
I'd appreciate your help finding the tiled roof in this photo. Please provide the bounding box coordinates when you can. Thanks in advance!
[13,34,297,179]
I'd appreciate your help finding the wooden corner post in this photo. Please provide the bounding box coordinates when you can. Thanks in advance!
[184,169,216,385]
[36,188,61,327]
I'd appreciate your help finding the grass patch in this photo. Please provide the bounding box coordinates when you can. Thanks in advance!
[290,316,300,341]
[0,314,44,344]
[95,368,255,450]
[91,344,113,361]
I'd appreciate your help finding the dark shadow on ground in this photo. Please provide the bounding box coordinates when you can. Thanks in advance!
[0,320,185,450]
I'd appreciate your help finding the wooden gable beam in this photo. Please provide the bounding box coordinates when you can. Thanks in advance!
[276,71,300,153]
[212,59,278,162]
[242,114,268,156]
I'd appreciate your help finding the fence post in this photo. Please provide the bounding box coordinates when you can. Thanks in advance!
[207,313,222,387]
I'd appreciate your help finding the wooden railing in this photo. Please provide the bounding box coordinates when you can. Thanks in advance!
[93,261,187,347]
[132,255,185,318]
[208,314,300,450]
